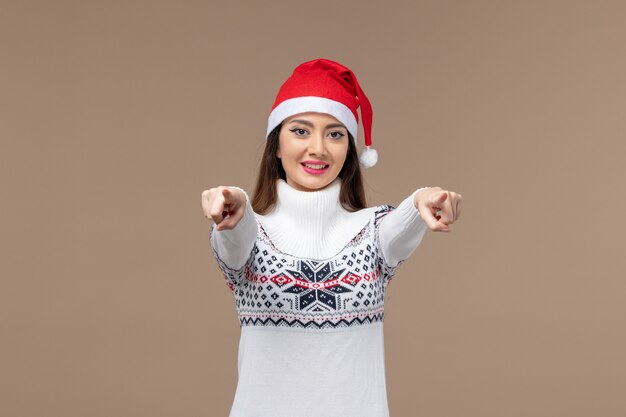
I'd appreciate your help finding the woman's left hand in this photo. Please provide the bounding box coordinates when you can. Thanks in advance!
[413,187,463,232]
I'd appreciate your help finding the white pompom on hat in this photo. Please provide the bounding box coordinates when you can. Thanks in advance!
[266,58,378,168]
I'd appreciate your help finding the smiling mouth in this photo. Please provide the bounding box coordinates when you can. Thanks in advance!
[301,162,329,170]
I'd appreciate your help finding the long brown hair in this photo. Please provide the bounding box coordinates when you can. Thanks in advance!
[251,124,367,214]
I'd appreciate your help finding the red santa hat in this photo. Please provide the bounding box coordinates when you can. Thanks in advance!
[266,58,378,168]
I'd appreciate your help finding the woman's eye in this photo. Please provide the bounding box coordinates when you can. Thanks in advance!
[328,131,345,139]
[289,128,308,136]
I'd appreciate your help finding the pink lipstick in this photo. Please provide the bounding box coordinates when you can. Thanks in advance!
[301,160,330,175]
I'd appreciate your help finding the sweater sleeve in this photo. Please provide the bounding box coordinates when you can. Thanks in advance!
[378,188,431,268]
[209,187,258,271]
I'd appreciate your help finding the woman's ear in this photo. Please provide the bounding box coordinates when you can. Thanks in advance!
[276,148,281,159]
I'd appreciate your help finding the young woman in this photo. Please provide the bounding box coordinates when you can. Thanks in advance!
[201,59,462,417]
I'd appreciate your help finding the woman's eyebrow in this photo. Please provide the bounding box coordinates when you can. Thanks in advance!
[287,119,346,130]
[288,119,314,127]
[325,123,346,129]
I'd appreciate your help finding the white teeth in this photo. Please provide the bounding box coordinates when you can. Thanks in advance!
[303,163,327,170]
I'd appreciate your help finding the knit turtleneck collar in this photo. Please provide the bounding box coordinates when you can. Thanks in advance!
[255,179,375,260]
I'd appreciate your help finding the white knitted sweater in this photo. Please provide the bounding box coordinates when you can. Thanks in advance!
[210,179,428,417]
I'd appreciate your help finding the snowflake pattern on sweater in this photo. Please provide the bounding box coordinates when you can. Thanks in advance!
[212,205,401,330]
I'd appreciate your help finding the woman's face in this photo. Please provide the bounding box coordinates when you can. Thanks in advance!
[277,112,350,192]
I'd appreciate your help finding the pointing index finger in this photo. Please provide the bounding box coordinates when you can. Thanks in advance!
[433,191,448,205]
[221,187,234,203]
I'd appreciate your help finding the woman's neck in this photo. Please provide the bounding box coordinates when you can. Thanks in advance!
[256,179,373,259]
[273,178,343,218]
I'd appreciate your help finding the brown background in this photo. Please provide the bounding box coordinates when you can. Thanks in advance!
[2,0,625,416]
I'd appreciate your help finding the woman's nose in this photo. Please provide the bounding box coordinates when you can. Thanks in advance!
[307,134,326,156]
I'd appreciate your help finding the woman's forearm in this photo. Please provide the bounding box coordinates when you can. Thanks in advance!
[209,187,258,270]
[378,188,430,268]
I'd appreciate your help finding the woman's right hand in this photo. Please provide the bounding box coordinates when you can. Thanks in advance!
[201,186,247,231]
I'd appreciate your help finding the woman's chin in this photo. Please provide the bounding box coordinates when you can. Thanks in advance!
[287,176,334,192]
